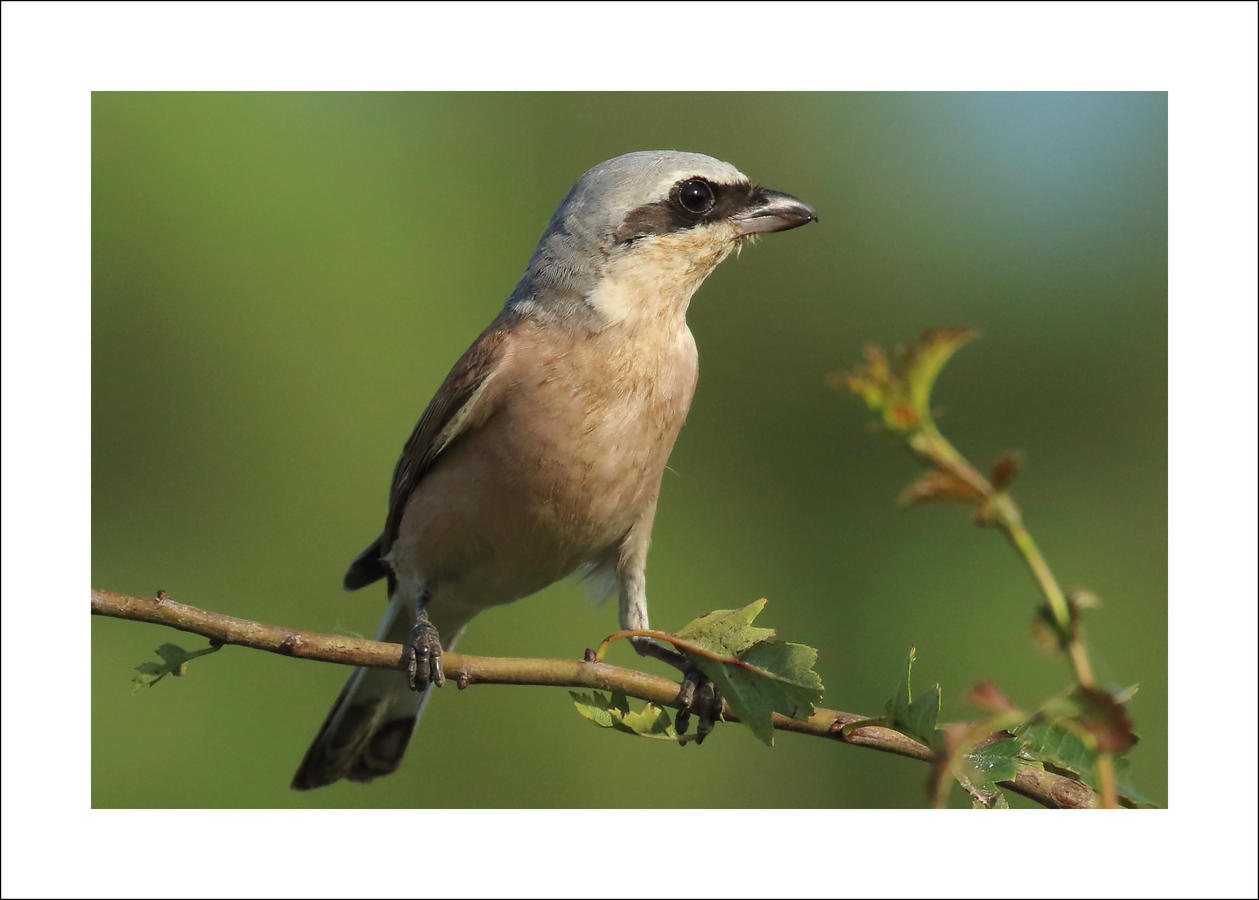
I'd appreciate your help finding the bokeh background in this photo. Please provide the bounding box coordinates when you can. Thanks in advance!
[91,92,1167,808]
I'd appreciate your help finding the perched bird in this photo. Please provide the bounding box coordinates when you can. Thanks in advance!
[292,150,816,789]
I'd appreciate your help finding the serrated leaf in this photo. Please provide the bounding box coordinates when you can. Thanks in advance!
[681,639,824,746]
[620,702,675,738]
[674,599,776,657]
[570,690,618,728]
[156,643,193,676]
[606,600,823,746]
[743,642,823,719]
[569,690,679,741]
[885,647,941,748]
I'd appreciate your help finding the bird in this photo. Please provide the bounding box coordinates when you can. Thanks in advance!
[291,150,816,789]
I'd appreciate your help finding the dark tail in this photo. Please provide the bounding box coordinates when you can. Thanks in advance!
[343,535,388,591]
[291,594,427,790]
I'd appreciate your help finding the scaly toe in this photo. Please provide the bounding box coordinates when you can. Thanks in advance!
[674,667,722,744]
[404,617,444,692]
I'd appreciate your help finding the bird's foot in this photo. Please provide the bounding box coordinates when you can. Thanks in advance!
[674,666,724,744]
[631,637,723,744]
[402,609,445,692]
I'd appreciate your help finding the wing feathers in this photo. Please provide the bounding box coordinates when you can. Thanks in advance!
[379,313,516,561]
[343,314,515,591]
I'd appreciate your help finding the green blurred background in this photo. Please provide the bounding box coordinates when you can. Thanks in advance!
[91,92,1167,808]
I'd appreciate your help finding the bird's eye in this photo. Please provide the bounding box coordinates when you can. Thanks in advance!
[676,178,716,216]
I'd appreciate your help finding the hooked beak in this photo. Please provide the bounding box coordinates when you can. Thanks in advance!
[732,187,818,235]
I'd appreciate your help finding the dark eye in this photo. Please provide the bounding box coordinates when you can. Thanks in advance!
[676,178,716,215]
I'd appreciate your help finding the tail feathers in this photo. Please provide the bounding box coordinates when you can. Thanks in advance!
[292,592,424,791]
[343,535,388,591]
[290,665,428,790]
[291,594,464,791]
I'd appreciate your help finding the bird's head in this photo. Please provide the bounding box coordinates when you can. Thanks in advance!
[512,150,816,328]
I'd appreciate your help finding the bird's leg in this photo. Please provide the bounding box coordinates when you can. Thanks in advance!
[402,590,444,692]
[618,531,723,743]
[631,635,687,669]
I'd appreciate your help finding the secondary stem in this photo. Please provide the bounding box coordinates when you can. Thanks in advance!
[913,422,1117,808]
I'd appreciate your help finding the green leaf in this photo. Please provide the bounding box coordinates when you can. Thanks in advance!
[1013,720,1157,808]
[1014,719,1093,777]
[661,599,824,746]
[674,599,776,657]
[885,647,941,749]
[1112,757,1158,808]
[131,642,220,692]
[682,640,824,746]
[965,737,1025,786]
[948,737,1029,809]
[836,328,979,434]
[677,638,824,746]
[741,642,824,721]
[570,690,617,728]
[961,737,1025,805]
[620,702,676,739]
[569,691,680,742]
[601,600,824,746]
[902,328,979,420]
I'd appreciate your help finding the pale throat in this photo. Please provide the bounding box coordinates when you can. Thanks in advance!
[587,229,737,333]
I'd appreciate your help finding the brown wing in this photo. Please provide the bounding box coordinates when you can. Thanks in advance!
[342,312,516,591]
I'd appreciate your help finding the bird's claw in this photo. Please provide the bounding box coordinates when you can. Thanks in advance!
[628,636,723,743]
[675,666,723,744]
[402,612,444,692]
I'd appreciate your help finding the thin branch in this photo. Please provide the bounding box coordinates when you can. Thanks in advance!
[91,588,1099,809]
[920,433,1116,807]
[848,329,1118,809]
